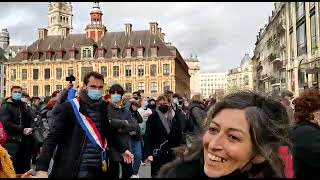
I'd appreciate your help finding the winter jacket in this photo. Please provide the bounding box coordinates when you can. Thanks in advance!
[35,92,127,178]
[129,109,143,141]
[144,108,183,176]
[107,101,136,162]
[291,120,320,178]
[0,98,34,143]
[189,102,206,133]
[78,100,105,175]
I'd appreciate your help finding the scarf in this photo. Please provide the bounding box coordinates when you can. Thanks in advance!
[156,107,175,134]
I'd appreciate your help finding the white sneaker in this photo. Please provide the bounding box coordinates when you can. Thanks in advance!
[131,175,139,178]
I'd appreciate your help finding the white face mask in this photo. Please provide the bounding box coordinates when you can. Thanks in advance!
[21,97,28,103]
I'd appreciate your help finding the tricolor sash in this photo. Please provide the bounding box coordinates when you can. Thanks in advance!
[69,97,108,172]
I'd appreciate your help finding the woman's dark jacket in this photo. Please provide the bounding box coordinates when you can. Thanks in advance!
[144,109,183,159]
[290,120,320,178]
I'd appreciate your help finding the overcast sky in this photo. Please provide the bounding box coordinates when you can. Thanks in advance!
[0,2,274,73]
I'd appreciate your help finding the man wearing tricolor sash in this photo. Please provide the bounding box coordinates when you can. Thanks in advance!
[29,72,133,178]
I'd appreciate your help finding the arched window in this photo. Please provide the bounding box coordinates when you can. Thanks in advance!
[60,16,62,21]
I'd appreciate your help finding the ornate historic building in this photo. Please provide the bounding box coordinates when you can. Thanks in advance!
[184,54,200,98]
[253,2,320,96]
[0,28,25,98]
[226,54,254,94]
[5,2,190,98]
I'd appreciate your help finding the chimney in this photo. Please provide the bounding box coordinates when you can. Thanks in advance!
[157,27,162,35]
[38,28,48,40]
[149,22,158,35]
[160,32,165,42]
[125,23,132,36]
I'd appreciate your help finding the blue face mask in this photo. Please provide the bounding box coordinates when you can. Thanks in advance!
[87,89,102,100]
[111,94,122,103]
[172,98,179,104]
[12,92,22,101]
[144,101,148,109]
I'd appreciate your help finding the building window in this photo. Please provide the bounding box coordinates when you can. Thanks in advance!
[56,68,62,80]
[125,83,132,93]
[82,47,92,59]
[290,32,294,60]
[163,81,170,93]
[150,64,157,76]
[310,13,318,53]
[68,67,74,76]
[125,65,132,77]
[137,48,143,57]
[44,85,51,96]
[151,47,157,57]
[289,3,292,27]
[296,2,305,21]
[150,82,157,94]
[44,68,50,79]
[126,49,132,58]
[309,2,315,9]
[33,69,39,80]
[56,85,63,91]
[138,82,145,93]
[296,21,306,56]
[138,65,144,76]
[22,69,27,80]
[163,64,170,76]
[101,66,107,77]
[10,69,16,80]
[113,66,119,77]
[112,49,118,58]
[81,67,93,80]
[33,85,38,97]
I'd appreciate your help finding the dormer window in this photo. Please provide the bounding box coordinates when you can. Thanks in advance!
[112,48,118,58]
[81,46,93,59]
[151,47,158,57]
[98,48,105,58]
[126,48,132,58]
[137,48,144,58]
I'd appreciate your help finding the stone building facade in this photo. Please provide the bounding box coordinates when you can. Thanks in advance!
[0,28,25,98]
[226,54,254,94]
[200,72,227,98]
[253,2,320,96]
[185,54,200,98]
[5,2,190,98]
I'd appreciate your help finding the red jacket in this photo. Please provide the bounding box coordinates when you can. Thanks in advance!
[0,121,6,145]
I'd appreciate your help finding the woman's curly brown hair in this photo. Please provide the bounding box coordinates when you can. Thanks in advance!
[294,89,320,123]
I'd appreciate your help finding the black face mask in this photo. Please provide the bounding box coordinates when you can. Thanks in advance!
[158,105,169,113]
[148,104,156,109]
[133,97,139,100]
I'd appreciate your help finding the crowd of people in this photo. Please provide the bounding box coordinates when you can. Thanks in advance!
[0,71,319,178]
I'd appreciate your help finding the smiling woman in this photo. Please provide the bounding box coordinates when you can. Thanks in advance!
[158,91,291,178]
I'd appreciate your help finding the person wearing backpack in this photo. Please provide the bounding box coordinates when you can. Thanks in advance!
[183,94,206,156]
[188,94,206,135]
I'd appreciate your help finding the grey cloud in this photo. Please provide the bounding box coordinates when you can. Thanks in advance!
[0,2,274,73]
